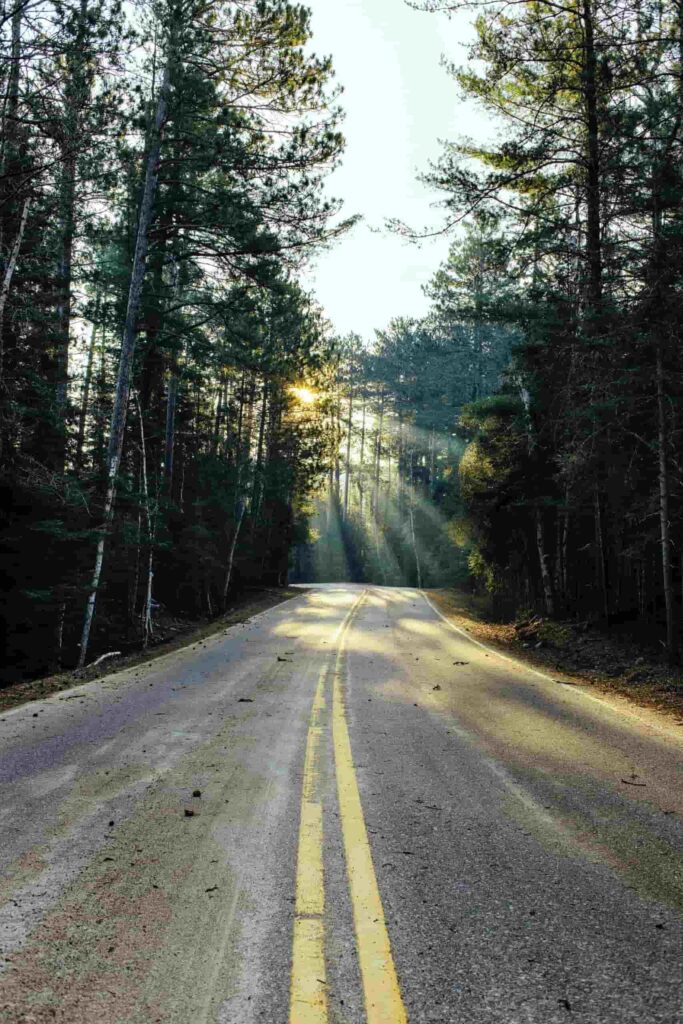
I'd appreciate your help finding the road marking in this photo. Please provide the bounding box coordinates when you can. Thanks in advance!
[332,595,409,1024]
[290,591,368,1024]
[290,664,328,1024]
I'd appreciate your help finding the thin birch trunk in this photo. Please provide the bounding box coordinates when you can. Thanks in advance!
[223,501,246,607]
[536,507,555,617]
[75,308,99,469]
[78,60,172,668]
[251,379,269,524]
[519,381,555,617]
[0,196,29,383]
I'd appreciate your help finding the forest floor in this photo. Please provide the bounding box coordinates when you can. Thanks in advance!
[0,587,302,713]
[429,588,683,724]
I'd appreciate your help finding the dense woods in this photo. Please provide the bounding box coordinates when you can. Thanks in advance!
[420,0,683,662]
[293,234,516,588]
[0,0,344,680]
[5,0,683,682]
[301,0,683,663]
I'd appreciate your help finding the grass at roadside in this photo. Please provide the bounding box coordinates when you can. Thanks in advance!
[428,588,683,724]
[0,587,303,713]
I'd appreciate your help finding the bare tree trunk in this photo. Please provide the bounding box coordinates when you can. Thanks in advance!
[594,488,609,621]
[581,0,603,316]
[78,60,172,668]
[334,386,341,503]
[561,487,570,605]
[53,154,76,469]
[136,395,155,648]
[429,428,436,492]
[0,196,29,383]
[75,307,99,469]
[656,342,677,663]
[223,501,246,607]
[373,390,384,518]
[343,386,353,518]
[163,370,177,494]
[251,379,269,524]
[409,452,422,589]
[536,507,555,617]
[0,1,22,175]
[519,380,555,617]
[212,380,227,454]
[358,391,366,519]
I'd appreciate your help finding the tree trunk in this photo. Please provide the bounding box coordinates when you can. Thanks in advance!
[535,506,555,617]
[0,196,29,384]
[594,488,609,621]
[223,500,246,608]
[75,302,99,469]
[581,0,603,316]
[0,1,22,174]
[136,395,155,648]
[358,391,366,519]
[409,453,422,589]
[343,386,353,518]
[53,153,76,470]
[78,59,173,668]
[251,378,269,523]
[373,390,384,517]
[656,341,677,663]
[163,371,177,494]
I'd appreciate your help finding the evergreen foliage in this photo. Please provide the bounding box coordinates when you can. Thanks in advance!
[0,0,345,679]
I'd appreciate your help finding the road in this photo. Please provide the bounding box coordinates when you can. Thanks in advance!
[0,583,682,1024]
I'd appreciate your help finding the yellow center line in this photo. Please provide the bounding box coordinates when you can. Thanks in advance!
[333,593,409,1024]
[289,591,367,1024]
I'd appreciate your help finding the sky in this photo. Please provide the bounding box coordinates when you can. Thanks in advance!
[302,0,481,341]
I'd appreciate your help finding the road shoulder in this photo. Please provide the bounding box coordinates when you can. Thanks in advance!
[0,587,304,714]
[427,588,683,727]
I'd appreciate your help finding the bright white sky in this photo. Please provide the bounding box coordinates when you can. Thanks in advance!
[303,0,481,341]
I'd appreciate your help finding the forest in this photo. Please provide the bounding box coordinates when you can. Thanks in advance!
[296,0,683,666]
[0,0,349,681]
[4,0,683,681]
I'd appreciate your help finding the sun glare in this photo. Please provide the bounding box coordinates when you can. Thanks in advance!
[290,386,317,405]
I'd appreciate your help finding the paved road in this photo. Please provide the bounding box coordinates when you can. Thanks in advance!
[1,584,682,1024]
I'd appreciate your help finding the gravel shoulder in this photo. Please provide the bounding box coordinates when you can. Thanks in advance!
[0,587,302,714]
[428,588,683,724]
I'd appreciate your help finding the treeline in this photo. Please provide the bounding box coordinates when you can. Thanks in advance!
[293,233,515,587]
[419,0,683,659]
[0,0,344,681]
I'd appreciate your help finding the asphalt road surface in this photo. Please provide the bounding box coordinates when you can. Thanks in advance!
[1,584,682,1024]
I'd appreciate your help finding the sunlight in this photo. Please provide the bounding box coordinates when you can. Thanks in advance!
[290,385,318,405]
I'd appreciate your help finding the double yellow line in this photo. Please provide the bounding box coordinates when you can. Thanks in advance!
[290,591,408,1024]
